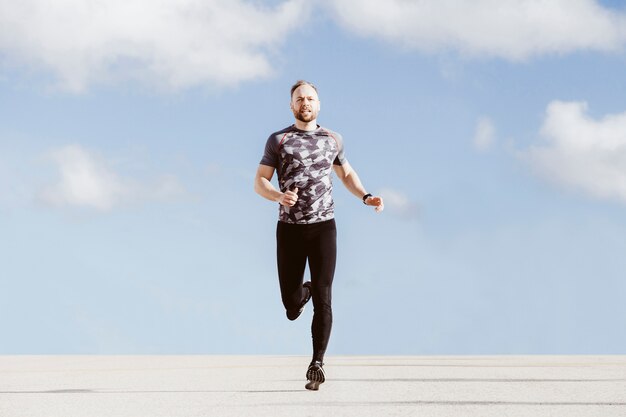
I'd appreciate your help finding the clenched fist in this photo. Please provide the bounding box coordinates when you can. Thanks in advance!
[365,195,384,213]
[279,187,299,207]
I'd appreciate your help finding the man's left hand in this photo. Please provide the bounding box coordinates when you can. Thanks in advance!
[365,196,384,213]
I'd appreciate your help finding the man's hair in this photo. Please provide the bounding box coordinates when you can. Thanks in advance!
[290,80,318,98]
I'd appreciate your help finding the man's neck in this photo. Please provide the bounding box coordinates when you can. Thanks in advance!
[294,119,318,131]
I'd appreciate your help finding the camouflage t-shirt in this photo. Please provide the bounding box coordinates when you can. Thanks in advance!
[260,124,348,224]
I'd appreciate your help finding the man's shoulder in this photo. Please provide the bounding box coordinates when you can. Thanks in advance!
[317,126,342,139]
[316,126,344,146]
[266,125,343,142]
[268,125,296,140]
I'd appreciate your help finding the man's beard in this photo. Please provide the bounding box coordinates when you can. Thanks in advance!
[294,107,318,123]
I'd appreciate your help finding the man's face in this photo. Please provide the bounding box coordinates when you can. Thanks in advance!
[290,85,320,123]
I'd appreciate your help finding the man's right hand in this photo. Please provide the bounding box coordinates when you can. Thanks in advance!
[278,187,299,207]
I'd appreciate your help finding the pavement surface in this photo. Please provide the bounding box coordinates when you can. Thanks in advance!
[1,355,625,417]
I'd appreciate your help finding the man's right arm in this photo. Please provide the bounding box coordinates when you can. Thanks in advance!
[254,164,298,207]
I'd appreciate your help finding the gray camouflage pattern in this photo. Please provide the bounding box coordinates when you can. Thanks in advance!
[260,125,346,224]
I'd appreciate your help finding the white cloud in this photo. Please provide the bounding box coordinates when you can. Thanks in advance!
[473,117,496,151]
[379,188,419,220]
[39,145,186,211]
[40,145,128,210]
[3,1,621,92]
[325,0,626,60]
[0,0,307,92]
[526,101,626,203]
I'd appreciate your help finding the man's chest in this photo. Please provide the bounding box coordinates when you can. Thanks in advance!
[279,134,337,167]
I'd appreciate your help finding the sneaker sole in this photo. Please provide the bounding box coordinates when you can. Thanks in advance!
[305,380,321,391]
[306,366,325,382]
[286,282,312,321]
[306,364,325,390]
[286,306,305,321]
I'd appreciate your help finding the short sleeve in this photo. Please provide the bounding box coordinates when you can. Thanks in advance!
[259,135,279,168]
[332,132,348,166]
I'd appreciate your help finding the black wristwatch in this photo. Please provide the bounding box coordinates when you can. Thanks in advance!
[362,193,372,204]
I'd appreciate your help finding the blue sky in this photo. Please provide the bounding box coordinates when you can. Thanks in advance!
[2,0,626,355]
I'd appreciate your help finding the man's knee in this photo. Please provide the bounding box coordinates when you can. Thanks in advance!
[312,285,332,308]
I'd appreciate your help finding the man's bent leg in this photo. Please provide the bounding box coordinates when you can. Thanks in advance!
[276,221,309,320]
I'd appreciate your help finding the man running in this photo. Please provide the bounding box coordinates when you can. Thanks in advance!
[254,80,384,390]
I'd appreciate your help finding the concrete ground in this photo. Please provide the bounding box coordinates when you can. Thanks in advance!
[1,355,625,417]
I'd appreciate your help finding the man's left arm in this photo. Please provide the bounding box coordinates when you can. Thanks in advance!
[333,162,384,212]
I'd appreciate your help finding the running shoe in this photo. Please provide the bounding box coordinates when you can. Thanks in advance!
[305,360,325,391]
[286,281,312,321]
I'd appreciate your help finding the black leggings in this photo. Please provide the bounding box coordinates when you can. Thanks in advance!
[276,219,337,363]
